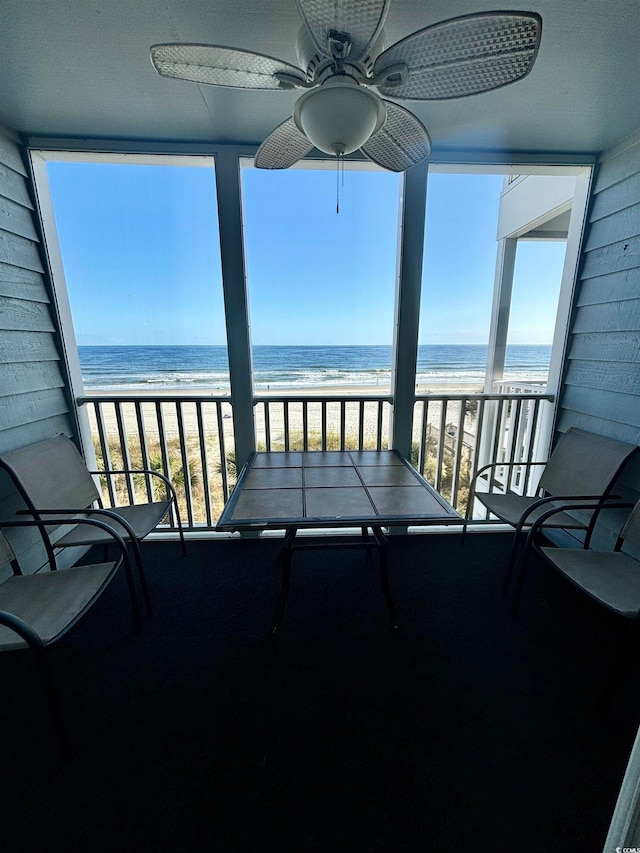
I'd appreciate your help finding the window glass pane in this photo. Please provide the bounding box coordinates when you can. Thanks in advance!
[418,172,503,393]
[506,239,567,384]
[44,157,230,524]
[417,172,572,392]
[46,159,228,391]
[241,163,401,393]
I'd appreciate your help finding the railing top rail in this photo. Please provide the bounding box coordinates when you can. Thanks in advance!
[78,391,554,405]
[414,392,554,402]
[78,394,232,405]
[253,395,394,404]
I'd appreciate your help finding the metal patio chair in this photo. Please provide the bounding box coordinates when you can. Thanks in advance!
[0,434,186,615]
[517,498,640,705]
[0,516,137,756]
[465,428,638,596]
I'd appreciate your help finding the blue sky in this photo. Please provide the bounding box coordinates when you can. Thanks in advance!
[47,160,566,347]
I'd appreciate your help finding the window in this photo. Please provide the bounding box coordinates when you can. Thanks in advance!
[43,156,227,390]
[241,160,402,392]
[34,152,230,523]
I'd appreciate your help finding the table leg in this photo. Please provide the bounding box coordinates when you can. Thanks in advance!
[272,527,297,634]
[372,526,398,628]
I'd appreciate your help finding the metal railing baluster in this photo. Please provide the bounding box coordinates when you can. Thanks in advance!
[114,401,135,505]
[77,390,554,529]
[450,399,467,508]
[216,401,229,502]
[176,402,194,527]
[419,399,429,476]
[321,401,327,451]
[93,401,117,508]
[196,401,213,527]
[134,401,153,503]
[283,402,290,452]
[264,401,271,452]
[155,401,174,528]
[302,401,308,451]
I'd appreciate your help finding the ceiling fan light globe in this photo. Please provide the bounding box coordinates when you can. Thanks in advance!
[294,80,385,156]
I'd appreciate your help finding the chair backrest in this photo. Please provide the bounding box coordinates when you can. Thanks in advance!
[539,428,638,498]
[0,435,100,513]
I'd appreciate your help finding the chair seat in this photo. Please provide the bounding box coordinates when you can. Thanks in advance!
[540,547,640,618]
[477,492,586,529]
[55,500,172,547]
[0,562,118,651]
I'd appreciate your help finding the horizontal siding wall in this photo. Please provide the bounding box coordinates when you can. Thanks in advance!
[557,131,640,545]
[0,128,76,576]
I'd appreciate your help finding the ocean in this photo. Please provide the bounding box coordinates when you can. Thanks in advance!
[78,344,551,392]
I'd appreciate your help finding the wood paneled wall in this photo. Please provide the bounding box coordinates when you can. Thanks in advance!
[559,135,640,444]
[0,127,76,574]
[557,133,640,540]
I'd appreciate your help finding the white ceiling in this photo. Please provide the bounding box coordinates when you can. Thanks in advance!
[1,0,639,157]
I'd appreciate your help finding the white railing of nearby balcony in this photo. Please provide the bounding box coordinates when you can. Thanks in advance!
[77,389,554,531]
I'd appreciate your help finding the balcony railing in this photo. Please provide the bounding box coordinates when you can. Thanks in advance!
[78,388,554,531]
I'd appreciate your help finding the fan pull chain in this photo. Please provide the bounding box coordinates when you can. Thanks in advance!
[336,153,345,214]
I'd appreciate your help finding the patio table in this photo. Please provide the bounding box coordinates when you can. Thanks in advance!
[216,449,461,631]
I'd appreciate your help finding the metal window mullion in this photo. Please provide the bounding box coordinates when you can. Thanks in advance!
[196,401,213,527]
[176,402,194,527]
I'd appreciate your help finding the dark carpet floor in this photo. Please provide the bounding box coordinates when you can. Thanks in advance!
[1,531,639,852]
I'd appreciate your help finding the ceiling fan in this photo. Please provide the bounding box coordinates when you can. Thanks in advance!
[150,1,542,172]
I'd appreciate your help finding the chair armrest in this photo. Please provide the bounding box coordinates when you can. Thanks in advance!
[1,516,132,574]
[466,460,548,520]
[514,493,622,528]
[524,501,635,552]
[15,507,139,550]
[89,468,179,502]
[470,459,547,488]
[0,609,44,649]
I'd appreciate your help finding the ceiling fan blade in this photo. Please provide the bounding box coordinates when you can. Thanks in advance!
[361,101,431,172]
[150,44,306,89]
[373,12,542,100]
[255,118,314,169]
[296,0,389,61]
